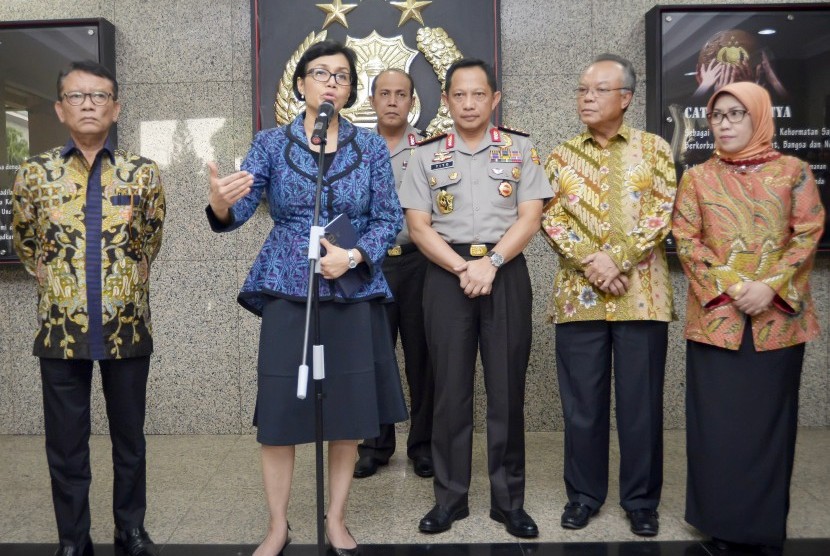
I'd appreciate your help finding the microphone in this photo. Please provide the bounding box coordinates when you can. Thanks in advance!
[310,101,335,146]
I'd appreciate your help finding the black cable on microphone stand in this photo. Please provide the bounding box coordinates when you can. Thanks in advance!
[297,101,334,556]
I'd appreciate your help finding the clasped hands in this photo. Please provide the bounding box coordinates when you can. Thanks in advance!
[454,257,496,299]
[582,252,628,296]
[726,281,776,316]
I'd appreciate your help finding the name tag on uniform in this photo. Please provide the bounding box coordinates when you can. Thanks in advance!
[430,161,454,170]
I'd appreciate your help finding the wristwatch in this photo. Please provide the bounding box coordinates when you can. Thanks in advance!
[347,249,358,269]
[486,250,504,269]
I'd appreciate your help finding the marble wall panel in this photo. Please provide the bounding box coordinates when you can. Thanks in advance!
[1,0,826,433]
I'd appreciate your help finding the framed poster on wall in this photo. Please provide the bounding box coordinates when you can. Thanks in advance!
[0,18,115,263]
[645,4,830,250]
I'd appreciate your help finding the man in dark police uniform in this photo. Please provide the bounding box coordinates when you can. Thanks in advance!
[399,58,549,538]
[354,68,435,480]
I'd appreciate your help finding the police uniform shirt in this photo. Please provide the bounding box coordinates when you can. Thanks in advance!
[375,123,421,246]
[399,124,550,245]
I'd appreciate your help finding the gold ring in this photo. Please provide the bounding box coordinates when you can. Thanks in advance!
[597,279,604,285]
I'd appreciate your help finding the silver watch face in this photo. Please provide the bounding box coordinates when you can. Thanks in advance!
[348,250,357,269]
[489,252,504,268]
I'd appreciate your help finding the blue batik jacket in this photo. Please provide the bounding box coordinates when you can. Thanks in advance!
[209,114,402,316]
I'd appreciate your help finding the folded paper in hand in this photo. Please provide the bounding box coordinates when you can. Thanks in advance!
[322,213,366,297]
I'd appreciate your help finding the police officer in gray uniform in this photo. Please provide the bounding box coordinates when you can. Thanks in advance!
[399,58,549,538]
[354,68,435,480]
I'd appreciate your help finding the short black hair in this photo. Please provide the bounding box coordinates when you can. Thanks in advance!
[370,68,415,97]
[292,40,359,108]
[592,53,636,94]
[57,60,119,100]
[444,58,498,94]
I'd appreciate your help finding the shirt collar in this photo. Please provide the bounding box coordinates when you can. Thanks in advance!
[374,124,419,155]
[60,137,116,163]
[579,123,631,147]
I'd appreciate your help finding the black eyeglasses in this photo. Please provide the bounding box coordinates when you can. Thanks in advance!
[708,109,748,125]
[306,68,352,86]
[62,91,114,106]
[575,86,630,97]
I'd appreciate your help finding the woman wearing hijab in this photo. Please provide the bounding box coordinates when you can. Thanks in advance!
[206,40,407,556]
[672,82,824,555]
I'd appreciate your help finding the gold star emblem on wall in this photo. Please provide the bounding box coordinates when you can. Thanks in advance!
[316,0,358,29]
[390,0,432,27]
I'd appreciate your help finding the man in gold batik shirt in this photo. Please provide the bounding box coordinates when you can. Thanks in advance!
[13,61,164,556]
[541,54,676,537]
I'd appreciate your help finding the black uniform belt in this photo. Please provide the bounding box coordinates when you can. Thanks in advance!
[387,243,418,257]
[449,243,495,257]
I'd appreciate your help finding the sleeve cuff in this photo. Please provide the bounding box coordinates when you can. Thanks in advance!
[704,292,732,309]
[773,294,796,315]
[356,246,374,278]
[205,205,236,232]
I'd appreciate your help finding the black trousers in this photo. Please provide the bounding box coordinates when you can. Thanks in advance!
[40,356,151,546]
[424,254,531,511]
[555,320,667,512]
[359,250,434,461]
[685,324,803,548]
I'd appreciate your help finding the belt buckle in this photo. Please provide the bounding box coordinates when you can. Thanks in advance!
[469,244,488,257]
[388,245,402,256]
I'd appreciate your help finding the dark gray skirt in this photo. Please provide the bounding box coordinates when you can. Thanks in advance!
[254,297,408,446]
[685,323,804,547]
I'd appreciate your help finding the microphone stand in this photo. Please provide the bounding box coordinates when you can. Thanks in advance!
[297,121,329,556]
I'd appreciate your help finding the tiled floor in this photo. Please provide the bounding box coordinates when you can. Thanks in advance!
[1,430,828,553]
[2,541,830,556]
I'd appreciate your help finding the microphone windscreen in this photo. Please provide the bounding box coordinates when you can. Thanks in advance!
[319,101,335,118]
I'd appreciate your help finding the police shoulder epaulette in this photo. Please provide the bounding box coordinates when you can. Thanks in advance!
[416,133,447,146]
[498,125,530,137]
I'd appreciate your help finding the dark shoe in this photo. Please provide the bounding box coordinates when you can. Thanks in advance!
[418,504,470,533]
[412,456,434,478]
[55,540,93,556]
[353,455,386,478]
[560,502,598,530]
[326,525,359,556]
[489,507,539,538]
[328,547,359,556]
[114,528,158,556]
[626,509,659,537]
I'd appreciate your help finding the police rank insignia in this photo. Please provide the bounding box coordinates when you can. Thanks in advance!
[429,175,438,187]
[432,150,452,162]
[512,167,521,180]
[498,181,513,197]
[530,147,541,165]
[437,190,454,214]
[431,150,454,170]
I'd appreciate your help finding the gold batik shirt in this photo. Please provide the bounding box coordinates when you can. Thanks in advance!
[542,125,677,323]
[13,146,165,359]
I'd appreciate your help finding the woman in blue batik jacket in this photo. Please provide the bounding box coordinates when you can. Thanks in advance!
[206,40,406,556]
